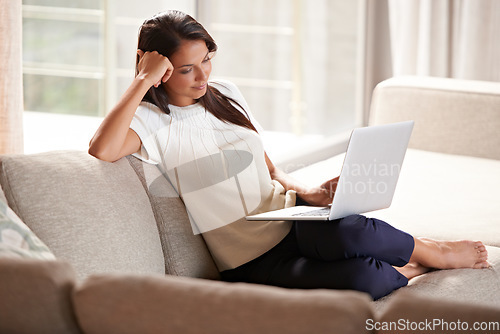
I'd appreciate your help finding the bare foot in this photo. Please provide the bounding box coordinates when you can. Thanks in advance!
[394,261,430,280]
[414,238,490,270]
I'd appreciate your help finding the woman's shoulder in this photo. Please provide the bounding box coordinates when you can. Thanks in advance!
[135,100,165,119]
[209,79,243,100]
[209,78,237,90]
[137,100,162,112]
[131,101,166,133]
[208,78,263,132]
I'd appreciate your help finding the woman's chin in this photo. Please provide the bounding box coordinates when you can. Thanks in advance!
[194,88,208,99]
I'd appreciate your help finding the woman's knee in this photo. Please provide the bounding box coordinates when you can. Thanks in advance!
[294,215,371,260]
[336,214,371,233]
[334,215,373,247]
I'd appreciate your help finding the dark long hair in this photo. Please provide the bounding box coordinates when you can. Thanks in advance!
[137,10,257,132]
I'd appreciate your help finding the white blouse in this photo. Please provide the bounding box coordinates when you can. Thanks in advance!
[130,80,295,271]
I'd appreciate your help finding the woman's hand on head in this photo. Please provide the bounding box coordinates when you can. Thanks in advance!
[137,50,174,88]
[299,176,339,207]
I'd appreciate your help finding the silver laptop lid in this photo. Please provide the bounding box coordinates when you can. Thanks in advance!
[329,120,414,220]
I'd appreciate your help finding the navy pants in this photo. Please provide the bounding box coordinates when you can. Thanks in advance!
[221,214,415,300]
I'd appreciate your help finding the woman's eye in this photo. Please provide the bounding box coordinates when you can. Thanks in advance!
[204,52,215,62]
[181,68,192,74]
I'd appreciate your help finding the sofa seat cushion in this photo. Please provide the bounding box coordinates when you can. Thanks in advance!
[0,258,81,334]
[375,246,500,312]
[73,273,373,334]
[292,148,500,309]
[291,148,500,246]
[0,151,165,280]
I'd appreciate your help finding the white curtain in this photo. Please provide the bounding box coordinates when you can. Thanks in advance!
[388,0,500,81]
[198,0,360,136]
[0,0,23,154]
[363,0,393,124]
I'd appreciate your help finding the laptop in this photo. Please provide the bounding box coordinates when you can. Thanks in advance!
[246,120,414,221]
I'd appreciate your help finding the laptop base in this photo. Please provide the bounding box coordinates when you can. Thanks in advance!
[246,206,330,221]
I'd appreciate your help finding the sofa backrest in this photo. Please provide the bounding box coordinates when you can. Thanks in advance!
[0,150,165,280]
[369,76,500,160]
[126,156,220,280]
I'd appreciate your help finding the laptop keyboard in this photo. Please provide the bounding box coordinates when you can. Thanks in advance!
[292,207,330,217]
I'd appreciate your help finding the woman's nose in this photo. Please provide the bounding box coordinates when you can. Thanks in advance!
[196,67,208,82]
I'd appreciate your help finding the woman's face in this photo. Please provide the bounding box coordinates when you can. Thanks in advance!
[163,39,213,107]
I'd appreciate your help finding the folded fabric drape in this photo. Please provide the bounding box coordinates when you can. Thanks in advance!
[388,0,500,81]
[363,0,500,123]
[0,0,23,154]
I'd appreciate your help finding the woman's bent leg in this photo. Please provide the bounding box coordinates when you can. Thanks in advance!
[270,255,408,300]
[294,214,414,267]
[221,227,408,300]
[224,254,407,300]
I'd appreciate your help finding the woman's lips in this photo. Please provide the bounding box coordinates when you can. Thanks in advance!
[193,83,207,90]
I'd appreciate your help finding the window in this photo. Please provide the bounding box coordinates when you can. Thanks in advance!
[22,0,196,153]
[198,0,364,170]
[23,0,365,169]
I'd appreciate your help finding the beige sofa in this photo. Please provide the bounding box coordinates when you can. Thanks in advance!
[1,76,499,334]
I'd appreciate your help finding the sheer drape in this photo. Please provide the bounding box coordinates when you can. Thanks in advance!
[363,0,500,123]
[300,0,360,135]
[0,0,23,154]
[199,0,360,137]
[388,0,500,81]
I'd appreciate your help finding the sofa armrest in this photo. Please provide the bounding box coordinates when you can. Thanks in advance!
[376,291,500,334]
[73,273,374,334]
[0,258,81,334]
[369,76,500,160]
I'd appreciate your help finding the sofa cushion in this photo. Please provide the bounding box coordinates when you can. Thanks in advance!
[0,257,81,334]
[73,273,373,334]
[376,291,500,334]
[371,149,500,246]
[375,246,500,313]
[369,76,500,160]
[127,156,220,279]
[0,150,165,280]
[292,148,500,309]
[291,149,500,247]
[0,198,55,259]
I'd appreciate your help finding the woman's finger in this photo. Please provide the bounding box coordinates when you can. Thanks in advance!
[162,62,174,83]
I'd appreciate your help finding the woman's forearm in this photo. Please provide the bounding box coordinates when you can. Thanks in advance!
[265,153,311,198]
[264,153,336,206]
[270,166,310,197]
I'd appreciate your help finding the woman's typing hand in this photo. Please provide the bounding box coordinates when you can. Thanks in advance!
[298,176,339,207]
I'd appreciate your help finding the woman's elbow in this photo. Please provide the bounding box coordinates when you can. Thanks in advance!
[88,145,118,162]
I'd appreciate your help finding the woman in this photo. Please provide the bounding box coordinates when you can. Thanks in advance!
[89,10,489,300]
